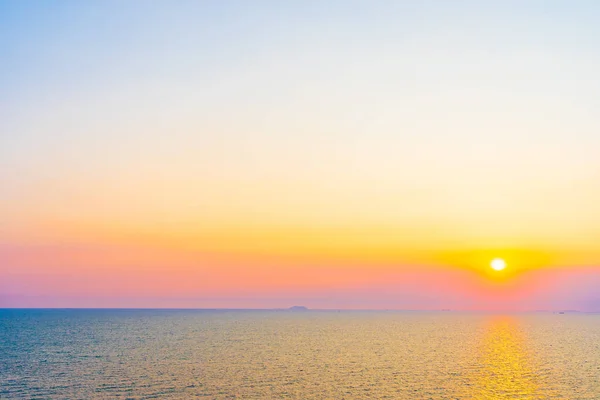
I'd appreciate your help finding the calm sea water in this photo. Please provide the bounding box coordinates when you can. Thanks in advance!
[1,310,599,399]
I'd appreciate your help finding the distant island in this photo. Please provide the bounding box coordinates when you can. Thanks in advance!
[288,306,308,311]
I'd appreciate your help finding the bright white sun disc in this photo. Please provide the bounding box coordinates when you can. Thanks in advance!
[491,258,506,271]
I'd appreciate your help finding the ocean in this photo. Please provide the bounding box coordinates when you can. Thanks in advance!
[1,309,599,399]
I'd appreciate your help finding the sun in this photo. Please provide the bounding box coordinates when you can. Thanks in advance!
[490,258,506,271]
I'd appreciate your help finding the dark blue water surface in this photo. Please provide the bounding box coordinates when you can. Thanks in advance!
[1,309,599,399]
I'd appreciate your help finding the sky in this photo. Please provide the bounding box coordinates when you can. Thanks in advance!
[2,0,600,310]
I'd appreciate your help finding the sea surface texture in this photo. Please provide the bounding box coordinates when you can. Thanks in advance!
[1,309,599,399]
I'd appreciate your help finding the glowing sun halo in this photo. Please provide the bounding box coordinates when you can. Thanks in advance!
[491,258,506,271]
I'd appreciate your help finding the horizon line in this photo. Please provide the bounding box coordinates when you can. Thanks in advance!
[1,307,597,313]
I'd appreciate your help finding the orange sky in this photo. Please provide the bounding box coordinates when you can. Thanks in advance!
[2,1,600,309]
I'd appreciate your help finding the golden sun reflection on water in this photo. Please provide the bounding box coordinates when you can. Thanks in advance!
[472,316,546,400]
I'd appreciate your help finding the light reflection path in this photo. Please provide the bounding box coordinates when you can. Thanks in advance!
[469,316,550,400]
